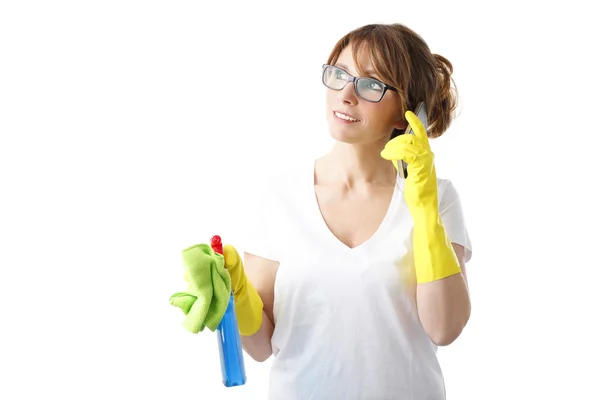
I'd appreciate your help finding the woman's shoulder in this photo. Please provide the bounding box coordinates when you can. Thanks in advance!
[433,176,466,207]
[435,176,459,194]
[260,158,313,195]
[242,160,312,220]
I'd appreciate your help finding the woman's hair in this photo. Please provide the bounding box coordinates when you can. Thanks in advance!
[326,23,458,139]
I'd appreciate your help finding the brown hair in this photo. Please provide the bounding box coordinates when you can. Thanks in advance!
[326,23,458,139]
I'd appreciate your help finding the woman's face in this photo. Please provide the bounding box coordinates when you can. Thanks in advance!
[325,44,406,146]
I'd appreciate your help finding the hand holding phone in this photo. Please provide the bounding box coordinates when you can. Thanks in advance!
[401,102,428,179]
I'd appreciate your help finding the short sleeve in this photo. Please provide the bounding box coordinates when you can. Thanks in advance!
[239,177,280,262]
[438,179,473,263]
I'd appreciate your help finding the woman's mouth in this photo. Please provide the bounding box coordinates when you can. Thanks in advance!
[334,111,360,122]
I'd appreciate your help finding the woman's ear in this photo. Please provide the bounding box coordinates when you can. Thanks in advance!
[393,119,408,131]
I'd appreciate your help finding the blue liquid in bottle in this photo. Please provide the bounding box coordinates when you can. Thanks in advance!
[216,293,247,387]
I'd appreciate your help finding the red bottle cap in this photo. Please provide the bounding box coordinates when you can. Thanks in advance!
[210,235,223,255]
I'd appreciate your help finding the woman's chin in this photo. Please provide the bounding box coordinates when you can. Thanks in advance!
[328,127,364,144]
[330,134,360,144]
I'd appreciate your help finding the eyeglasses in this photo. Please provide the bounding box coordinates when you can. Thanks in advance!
[322,64,398,103]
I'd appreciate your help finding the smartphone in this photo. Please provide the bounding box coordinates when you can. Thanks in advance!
[400,101,428,179]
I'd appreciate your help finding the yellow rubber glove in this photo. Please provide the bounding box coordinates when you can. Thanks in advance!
[223,244,264,336]
[380,110,462,283]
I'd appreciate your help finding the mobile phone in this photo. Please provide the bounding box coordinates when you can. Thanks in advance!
[401,101,428,179]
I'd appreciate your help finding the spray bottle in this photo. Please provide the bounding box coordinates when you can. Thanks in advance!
[210,235,247,387]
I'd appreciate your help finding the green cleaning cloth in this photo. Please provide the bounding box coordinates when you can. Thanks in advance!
[169,243,232,334]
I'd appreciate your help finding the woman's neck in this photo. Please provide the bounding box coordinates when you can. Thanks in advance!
[315,141,397,188]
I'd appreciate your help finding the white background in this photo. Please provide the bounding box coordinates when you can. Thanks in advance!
[1,1,599,399]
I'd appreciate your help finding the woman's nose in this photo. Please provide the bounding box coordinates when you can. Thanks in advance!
[338,81,358,105]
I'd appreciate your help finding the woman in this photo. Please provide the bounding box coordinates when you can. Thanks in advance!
[224,23,473,399]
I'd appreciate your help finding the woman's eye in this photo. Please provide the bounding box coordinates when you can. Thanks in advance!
[359,79,383,92]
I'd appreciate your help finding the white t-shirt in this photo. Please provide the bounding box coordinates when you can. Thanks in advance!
[242,160,473,400]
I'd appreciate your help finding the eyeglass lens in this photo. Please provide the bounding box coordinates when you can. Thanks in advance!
[323,65,385,102]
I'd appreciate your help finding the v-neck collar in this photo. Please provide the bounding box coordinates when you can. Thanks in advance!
[309,159,403,255]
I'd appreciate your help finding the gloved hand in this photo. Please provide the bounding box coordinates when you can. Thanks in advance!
[380,110,462,283]
[223,244,264,336]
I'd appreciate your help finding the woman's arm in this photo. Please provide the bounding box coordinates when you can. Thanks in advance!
[240,309,274,362]
[380,112,472,346]
[416,243,470,346]
[239,252,278,362]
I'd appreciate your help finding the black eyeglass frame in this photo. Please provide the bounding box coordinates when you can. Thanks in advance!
[322,64,398,103]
